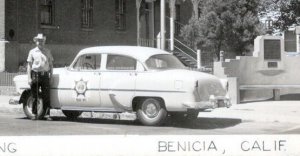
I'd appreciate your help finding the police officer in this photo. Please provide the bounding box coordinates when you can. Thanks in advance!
[27,33,54,120]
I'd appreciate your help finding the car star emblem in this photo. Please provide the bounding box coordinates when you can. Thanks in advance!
[75,78,88,96]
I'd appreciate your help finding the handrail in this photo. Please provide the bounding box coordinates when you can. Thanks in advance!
[165,16,185,27]
[174,45,197,62]
[174,38,196,54]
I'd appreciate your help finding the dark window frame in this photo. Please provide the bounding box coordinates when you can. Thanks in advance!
[81,0,93,29]
[115,0,126,31]
[40,0,55,26]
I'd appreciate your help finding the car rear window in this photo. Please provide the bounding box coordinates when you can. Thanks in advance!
[106,55,137,70]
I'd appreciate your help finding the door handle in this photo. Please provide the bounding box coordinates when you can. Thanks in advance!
[94,72,101,76]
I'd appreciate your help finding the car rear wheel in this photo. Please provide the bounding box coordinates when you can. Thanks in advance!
[23,93,46,119]
[136,98,167,126]
[62,110,82,119]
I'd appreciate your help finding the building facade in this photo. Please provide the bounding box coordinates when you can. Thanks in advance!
[0,0,193,72]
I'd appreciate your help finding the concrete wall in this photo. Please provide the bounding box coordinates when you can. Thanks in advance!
[214,35,300,103]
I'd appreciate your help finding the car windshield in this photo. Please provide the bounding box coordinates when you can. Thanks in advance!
[145,54,185,70]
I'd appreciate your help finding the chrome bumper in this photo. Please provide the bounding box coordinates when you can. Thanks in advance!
[183,95,231,110]
[9,96,20,105]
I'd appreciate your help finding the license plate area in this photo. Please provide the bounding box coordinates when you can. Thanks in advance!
[217,100,226,108]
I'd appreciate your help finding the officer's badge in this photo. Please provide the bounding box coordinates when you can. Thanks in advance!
[74,78,88,102]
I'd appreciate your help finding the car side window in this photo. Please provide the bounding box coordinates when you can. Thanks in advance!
[106,55,137,70]
[73,54,101,71]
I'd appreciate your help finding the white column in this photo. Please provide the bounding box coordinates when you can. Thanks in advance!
[0,0,5,72]
[156,32,161,49]
[170,17,174,51]
[297,34,300,53]
[297,26,300,53]
[160,0,165,50]
[169,0,175,51]
[136,0,142,46]
[0,41,5,72]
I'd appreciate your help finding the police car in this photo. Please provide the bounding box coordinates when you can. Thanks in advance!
[10,46,231,126]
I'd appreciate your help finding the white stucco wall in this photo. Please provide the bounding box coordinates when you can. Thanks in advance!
[214,35,300,103]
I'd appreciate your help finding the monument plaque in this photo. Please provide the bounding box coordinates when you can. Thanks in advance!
[267,62,278,68]
[264,39,281,60]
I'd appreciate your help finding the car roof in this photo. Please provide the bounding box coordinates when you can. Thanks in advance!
[78,46,170,62]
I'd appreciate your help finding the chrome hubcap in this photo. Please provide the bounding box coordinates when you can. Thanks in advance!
[26,96,43,115]
[143,100,160,118]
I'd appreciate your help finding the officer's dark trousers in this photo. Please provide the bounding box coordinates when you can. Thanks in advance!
[31,71,50,115]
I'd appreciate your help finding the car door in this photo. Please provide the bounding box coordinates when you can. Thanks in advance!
[100,54,139,111]
[58,53,102,108]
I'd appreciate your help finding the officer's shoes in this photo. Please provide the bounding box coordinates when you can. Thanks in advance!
[44,115,52,121]
[31,116,37,120]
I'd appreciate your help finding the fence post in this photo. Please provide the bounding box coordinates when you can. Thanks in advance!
[197,49,201,69]
[296,26,300,53]
[220,50,224,62]
[156,32,161,49]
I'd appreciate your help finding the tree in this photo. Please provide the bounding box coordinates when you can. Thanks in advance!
[181,0,262,59]
[274,0,300,31]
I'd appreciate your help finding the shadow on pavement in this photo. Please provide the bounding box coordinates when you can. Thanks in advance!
[164,117,242,129]
[241,93,300,103]
[280,94,300,101]
[19,116,242,130]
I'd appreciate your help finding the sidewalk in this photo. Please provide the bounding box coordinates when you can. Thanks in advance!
[0,95,23,114]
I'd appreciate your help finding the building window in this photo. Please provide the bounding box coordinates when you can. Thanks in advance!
[115,0,126,31]
[40,0,55,25]
[81,0,93,29]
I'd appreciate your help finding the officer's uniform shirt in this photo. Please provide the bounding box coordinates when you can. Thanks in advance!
[27,47,53,72]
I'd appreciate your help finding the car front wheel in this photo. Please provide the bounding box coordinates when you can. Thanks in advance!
[23,93,46,119]
[136,98,167,126]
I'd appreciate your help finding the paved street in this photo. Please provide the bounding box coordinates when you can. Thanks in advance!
[0,96,300,135]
